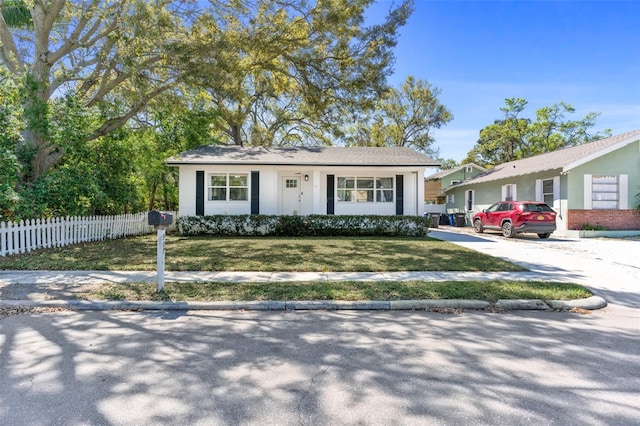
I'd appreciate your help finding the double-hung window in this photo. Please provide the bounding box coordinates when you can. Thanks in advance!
[542,179,554,205]
[502,184,516,201]
[208,173,248,201]
[591,175,619,209]
[584,174,628,209]
[337,176,394,203]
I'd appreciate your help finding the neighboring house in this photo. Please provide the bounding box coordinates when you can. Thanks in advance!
[167,145,440,217]
[443,129,640,235]
[424,163,487,204]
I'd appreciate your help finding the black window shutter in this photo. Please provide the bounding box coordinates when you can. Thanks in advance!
[326,174,335,215]
[395,175,404,215]
[251,171,260,214]
[196,171,205,216]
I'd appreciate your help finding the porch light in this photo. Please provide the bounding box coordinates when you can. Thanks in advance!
[304,174,309,181]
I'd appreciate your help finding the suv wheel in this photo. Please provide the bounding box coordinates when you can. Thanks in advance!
[501,221,515,238]
[473,219,484,233]
[538,233,551,239]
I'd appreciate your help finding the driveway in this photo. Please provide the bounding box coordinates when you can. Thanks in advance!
[429,227,640,310]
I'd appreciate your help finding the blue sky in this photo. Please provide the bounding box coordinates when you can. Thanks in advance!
[368,0,640,162]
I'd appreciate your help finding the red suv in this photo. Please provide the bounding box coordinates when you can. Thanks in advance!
[472,201,557,238]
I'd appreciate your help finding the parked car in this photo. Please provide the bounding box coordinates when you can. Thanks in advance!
[472,201,557,238]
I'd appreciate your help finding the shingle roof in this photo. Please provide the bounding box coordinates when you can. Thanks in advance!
[167,145,440,167]
[425,163,487,180]
[453,129,640,187]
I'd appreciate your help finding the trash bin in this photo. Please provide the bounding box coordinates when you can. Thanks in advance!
[439,214,448,226]
[448,214,455,226]
[424,212,440,228]
[454,213,466,227]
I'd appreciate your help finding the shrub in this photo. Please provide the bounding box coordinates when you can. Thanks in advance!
[177,215,431,237]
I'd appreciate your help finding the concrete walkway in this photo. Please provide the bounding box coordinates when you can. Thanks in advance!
[0,228,610,312]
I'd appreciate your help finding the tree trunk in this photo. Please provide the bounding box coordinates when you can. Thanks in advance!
[148,180,158,211]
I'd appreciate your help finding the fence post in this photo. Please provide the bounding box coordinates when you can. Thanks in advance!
[0,221,5,257]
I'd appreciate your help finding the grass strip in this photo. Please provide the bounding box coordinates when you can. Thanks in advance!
[90,281,592,303]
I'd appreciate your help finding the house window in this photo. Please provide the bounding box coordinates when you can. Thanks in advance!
[465,190,474,211]
[337,176,393,203]
[465,166,473,173]
[450,180,461,186]
[502,184,516,201]
[592,175,619,209]
[542,179,554,205]
[447,194,455,204]
[208,173,248,201]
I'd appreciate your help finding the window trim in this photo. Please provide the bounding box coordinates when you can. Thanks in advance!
[207,172,249,202]
[336,176,394,203]
[584,174,628,210]
[502,183,517,201]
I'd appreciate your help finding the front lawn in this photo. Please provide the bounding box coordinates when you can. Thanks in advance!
[0,234,526,272]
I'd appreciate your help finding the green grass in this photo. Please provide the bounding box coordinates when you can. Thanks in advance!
[0,234,526,272]
[92,280,592,302]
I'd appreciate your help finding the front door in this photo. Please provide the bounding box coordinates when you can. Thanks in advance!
[281,176,301,215]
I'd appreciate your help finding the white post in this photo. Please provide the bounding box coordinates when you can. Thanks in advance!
[156,227,166,292]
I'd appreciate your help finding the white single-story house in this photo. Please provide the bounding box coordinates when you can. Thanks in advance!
[167,145,440,217]
[444,129,640,236]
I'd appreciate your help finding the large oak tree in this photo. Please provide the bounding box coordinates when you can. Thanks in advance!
[0,0,191,180]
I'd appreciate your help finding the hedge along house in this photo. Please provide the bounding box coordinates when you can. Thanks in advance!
[443,130,640,236]
[167,145,440,217]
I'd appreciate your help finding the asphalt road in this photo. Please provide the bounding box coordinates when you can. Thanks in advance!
[1,230,639,425]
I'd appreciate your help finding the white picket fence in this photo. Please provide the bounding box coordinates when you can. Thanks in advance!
[0,212,158,257]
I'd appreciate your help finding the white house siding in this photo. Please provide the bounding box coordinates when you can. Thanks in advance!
[177,165,425,217]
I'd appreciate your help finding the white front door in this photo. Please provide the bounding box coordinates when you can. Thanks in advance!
[281,176,301,214]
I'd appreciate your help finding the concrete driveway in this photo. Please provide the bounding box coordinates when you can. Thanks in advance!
[429,228,640,310]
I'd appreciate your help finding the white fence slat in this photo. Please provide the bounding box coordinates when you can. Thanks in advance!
[0,221,5,257]
[0,211,165,257]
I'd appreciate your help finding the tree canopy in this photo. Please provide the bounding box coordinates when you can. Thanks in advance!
[342,75,453,157]
[463,98,610,168]
[0,0,416,220]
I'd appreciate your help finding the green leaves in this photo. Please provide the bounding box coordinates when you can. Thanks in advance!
[465,98,611,167]
[344,75,453,157]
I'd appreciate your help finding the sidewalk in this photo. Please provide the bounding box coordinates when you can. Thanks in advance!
[0,228,609,312]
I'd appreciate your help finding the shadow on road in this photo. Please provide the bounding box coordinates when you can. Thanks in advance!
[1,308,638,424]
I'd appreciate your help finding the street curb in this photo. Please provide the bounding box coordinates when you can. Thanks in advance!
[0,297,606,311]
[495,299,550,310]
[546,296,607,310]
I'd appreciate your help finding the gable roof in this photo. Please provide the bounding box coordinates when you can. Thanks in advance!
[452,129,640,187]
[167,145,440,167]
[425,163,487,181]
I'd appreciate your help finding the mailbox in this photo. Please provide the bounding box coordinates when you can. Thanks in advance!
[148,210,173,227]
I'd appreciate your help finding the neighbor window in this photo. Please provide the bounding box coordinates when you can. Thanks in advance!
[337,176,393,203]
[208,173,248,201]
[465,190,474,211]
[592,175,618,209]
[502,184,516,201]
[542,179,554,205]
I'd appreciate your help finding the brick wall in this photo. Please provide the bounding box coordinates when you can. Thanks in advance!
[568,209,640,230]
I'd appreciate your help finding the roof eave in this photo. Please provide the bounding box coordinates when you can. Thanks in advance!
[167,160,439,167]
